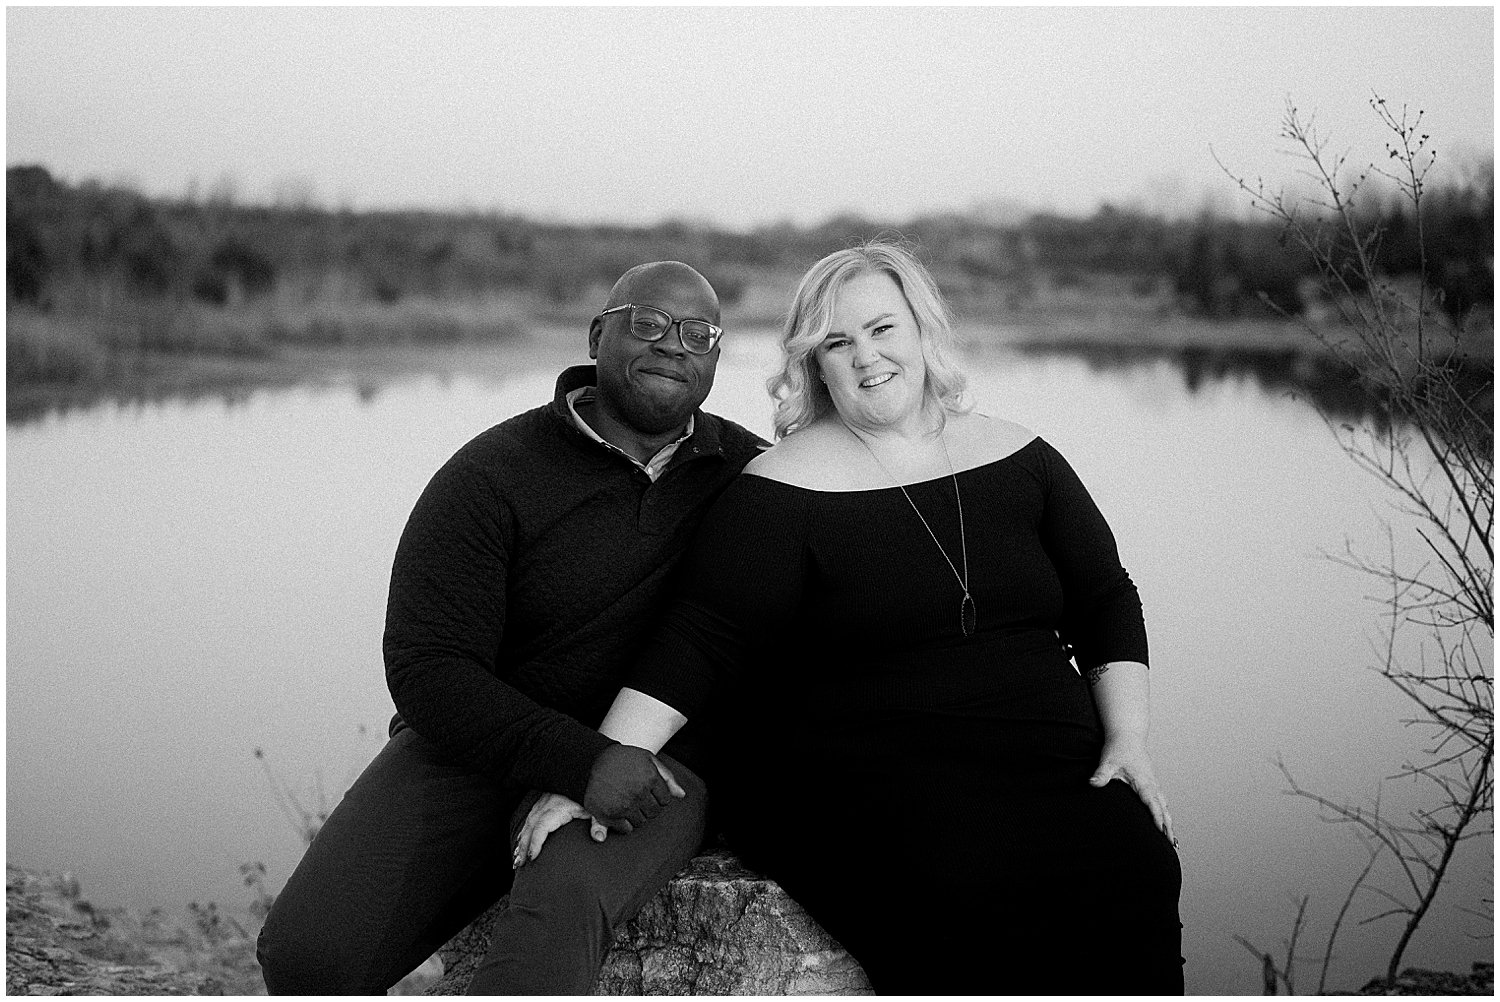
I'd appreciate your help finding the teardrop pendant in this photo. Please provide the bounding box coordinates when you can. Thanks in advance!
[961,593,977,638]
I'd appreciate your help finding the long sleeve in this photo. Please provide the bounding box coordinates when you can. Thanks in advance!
[1034,441,1148,671]
[626,476,810,721]
[383,454,613,802]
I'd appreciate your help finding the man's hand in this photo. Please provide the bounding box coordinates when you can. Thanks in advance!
[582,744,686,833]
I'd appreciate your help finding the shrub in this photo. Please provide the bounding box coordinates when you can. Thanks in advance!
[5,309,107,384]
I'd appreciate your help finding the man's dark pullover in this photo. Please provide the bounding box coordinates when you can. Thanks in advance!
[383,365,765,805]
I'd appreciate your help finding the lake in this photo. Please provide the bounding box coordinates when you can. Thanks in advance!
[6,330,1490,994]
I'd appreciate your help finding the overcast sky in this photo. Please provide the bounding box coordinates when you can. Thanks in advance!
[6,5,1494,229]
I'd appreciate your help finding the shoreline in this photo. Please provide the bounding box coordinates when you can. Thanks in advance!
[5,316,1383,427]
[6,861,1492,996]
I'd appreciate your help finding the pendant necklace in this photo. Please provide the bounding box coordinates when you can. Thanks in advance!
[853,426,976,638]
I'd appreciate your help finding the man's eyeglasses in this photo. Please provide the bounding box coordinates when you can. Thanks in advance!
[596,304,723,355]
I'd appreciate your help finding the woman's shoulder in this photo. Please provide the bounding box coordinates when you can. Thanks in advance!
[742,419,873,491]
[942,410,1040,472]
[742,411,1043,490]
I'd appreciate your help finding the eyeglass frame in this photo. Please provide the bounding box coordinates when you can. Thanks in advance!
[595,303,724,355]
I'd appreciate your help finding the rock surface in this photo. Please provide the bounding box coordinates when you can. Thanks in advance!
[429,848,872,995]
[6,865,224,996]
[1356,962,1494,996]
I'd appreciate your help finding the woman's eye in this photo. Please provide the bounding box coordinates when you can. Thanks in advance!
[823,339,850,351]
[872,324,893,336]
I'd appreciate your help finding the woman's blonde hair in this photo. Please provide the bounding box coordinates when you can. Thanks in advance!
[768,239,969,439]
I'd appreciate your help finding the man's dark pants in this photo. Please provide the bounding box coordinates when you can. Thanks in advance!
[256,727,707,994]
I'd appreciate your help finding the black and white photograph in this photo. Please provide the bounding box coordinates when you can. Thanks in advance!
[5,5,1493,995]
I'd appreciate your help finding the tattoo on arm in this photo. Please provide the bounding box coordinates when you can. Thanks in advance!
[1085,663,1112,687]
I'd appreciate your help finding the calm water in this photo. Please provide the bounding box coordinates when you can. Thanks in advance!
[6,333,1490,993]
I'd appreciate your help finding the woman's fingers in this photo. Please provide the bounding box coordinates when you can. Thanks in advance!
[523,811,555,863]
[512,824,531,869]
[654,757,687,799]
[1124,767,1178,847]
[590,818,609,843]
[514,796,588,868]
[1092,758,1179,848]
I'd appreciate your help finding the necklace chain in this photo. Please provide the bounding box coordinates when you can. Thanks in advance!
[852,426,975,637]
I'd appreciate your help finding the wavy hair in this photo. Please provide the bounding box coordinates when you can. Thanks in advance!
[768,239,970,439]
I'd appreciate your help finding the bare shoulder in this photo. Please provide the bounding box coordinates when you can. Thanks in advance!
[944,410,1038,472]
[743,420,869,490]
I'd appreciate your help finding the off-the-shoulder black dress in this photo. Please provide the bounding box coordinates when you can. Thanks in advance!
[629,438,1183,993]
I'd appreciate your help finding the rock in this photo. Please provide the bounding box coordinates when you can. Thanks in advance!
[6,865,224,996]
[429,848,872,995]
[1356,962,1494,996]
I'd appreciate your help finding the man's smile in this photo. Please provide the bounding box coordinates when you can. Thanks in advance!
[637,365,689,383]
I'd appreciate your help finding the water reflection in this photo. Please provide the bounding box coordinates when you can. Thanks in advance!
[6,341,1399,427]
[1017,342,1379,419]
[6,341,1489,994]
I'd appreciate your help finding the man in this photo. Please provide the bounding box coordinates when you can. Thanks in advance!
[257,261,765,994]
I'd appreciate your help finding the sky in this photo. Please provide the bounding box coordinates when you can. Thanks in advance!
[5,4,1495,230]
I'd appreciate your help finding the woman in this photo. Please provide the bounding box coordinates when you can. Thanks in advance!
[520,241,1184,993]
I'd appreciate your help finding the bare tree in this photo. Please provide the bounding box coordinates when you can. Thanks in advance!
[1216,97,1493,990]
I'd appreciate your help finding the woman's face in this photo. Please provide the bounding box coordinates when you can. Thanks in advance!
[814,270,928,432]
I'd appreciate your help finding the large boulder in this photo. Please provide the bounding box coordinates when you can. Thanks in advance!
[5,865,224,996]
[429,848,871,995]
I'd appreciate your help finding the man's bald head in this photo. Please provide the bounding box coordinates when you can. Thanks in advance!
[606,262,721,326]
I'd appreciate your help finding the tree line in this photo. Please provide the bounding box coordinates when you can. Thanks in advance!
[6,162,1492,328]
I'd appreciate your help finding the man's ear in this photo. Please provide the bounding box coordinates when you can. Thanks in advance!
[587,318,602,359]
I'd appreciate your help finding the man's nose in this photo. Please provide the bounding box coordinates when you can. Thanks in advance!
[651,330,687,357]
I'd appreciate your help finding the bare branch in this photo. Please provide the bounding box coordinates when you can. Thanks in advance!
[1231,92,1493,989]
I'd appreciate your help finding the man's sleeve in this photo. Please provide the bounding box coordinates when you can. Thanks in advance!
[382,454,614,802]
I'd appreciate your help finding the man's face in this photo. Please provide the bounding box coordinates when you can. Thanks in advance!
[589,272,721,436]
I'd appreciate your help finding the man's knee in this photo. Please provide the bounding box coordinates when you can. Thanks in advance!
[506,847,616,926]
[509,818,701,931]
[257,899,367,994]
[256,874,401,995]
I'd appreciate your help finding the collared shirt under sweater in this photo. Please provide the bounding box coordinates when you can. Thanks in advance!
[382,365,766,803]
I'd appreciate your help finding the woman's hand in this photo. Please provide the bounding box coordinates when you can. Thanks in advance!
[512,793,609,869]
[1089,738,1178,847]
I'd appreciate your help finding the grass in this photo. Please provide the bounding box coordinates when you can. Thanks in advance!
[4,291,543,422]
